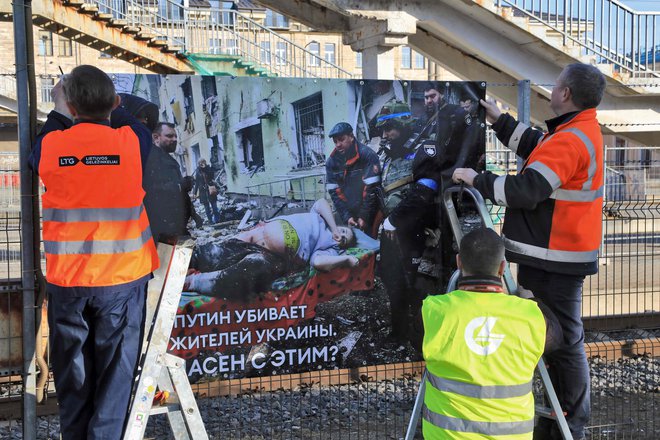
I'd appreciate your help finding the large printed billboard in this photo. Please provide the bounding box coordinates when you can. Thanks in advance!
[114,75,486,382]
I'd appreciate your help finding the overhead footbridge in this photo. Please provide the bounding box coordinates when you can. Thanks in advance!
[257,0,660,145]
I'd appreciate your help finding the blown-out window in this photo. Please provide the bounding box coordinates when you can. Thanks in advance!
[293,93,325,168]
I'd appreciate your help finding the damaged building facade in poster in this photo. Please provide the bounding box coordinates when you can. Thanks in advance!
[114,75,486,382]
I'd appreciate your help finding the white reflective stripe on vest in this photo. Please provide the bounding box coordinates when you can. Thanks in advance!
[551,186,604,202]
[504,236,599,263]
[426,369,532,399]
[563,128,598,191]
[526,161,562,190]
[363,176,381,185]
[326,183,339,190]
[44,227,153,255]
[43,205,144,222]
[423,406,534,436]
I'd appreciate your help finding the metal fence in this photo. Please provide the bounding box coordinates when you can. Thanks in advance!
[498,0,660,77]
[1,146,658,437]
[93,0,352,79]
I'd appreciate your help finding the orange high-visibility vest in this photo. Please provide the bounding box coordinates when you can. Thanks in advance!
[502,108,604,273]
[39,122,159,287]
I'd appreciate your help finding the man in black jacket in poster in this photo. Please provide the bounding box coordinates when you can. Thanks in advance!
[325,122,382,238]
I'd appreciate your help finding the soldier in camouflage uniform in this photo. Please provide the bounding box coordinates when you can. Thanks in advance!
[380,85,482,348]
[375,101,428,343]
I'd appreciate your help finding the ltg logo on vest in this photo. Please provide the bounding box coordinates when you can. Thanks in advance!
[464,317,505,355]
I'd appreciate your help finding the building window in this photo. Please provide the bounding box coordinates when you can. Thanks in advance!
[58,37,73,57]
[275,41,287,66]
[201,76,217,100]
[236,123,265,174]
[260,41,271,64]
[614,138,626,168]
[307,42,320,67]
[225,39,237,55]
[159,0,184,21]
[38,31,53,57]
[293,93,325,168]
[209,38,222,54]
[40,77,54,103]
[181,77,195,117]
[264,9,289,28]
[355,51,362,69]
[209,1,235,25]
[401,46,411,69]
[324,43,336,64]
[414,51,425,69]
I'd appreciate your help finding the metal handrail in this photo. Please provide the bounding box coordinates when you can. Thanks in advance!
[496,0,659,78]
[94,0,351,78]
[0,68,52,109]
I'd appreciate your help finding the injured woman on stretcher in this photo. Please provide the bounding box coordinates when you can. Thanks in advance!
[183,198,371,302]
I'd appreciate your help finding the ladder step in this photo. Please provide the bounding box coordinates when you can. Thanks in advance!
[79,3,99,14]
[163,45,183,53]
[108,18,127,28]
[122,26,141,35]
[135,32,157,41]
[148,38,168,48]
[94,13,113,22]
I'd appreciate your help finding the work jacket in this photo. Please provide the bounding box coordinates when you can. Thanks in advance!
[421,289,545,439]
[325,140,382,223]
[38,121,159,288]
[474,109,604,275]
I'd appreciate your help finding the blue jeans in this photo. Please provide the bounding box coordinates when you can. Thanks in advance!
[48,282,147,440]
[518,265,590,439]
[201,196,220,223]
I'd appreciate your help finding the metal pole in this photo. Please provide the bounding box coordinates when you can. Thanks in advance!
[517,79,531,172]
[13,0,38,439]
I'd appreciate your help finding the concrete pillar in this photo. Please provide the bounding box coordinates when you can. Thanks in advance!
[361,45,395,79]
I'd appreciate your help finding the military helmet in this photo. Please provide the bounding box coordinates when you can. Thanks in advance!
[375,100,412,129]
[328,122,354,138]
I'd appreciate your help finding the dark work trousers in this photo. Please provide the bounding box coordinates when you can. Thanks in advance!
[517,265,589,439]
[384,183,440,348]
[48,282,147,440]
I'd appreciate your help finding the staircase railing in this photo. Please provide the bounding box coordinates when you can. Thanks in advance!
[94,0,352,78]
[496,0,659,78]
[0,67,52,110]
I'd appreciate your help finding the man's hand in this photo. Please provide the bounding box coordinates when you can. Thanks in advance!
[347,217,358,227]
[51,80,72,119]
[382,217,396,240]
[357,218,366,230]
[480,99,502,125]
[452,168,478,186]
[516,286,535,299]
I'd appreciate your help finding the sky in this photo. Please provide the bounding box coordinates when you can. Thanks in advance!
[620,0,660,11]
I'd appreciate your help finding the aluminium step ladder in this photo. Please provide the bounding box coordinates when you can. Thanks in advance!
[123,241,209,440]
[404,186,572,440]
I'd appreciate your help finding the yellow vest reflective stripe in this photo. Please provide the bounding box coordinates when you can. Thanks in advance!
[422,290,546,440]
[423,405,535,436]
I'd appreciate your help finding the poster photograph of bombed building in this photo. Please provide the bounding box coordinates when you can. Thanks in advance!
[114,74,486,382]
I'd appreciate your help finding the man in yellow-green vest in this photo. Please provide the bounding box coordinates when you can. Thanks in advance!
[422,228,562,439]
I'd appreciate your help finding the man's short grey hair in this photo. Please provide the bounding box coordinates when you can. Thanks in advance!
[562,63,606,109]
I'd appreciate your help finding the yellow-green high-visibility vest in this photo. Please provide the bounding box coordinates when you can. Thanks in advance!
[421,290,546,439]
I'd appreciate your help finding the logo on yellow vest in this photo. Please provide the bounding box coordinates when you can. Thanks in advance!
[464,317,505,355]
